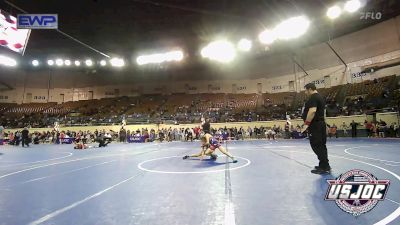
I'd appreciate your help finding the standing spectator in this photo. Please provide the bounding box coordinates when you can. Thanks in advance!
[126,130,131,140]
[21,127,30,147]
[185,128,193,142]
[193,126,200,140]
[15,131,21,146]
[94,129,99,138]
[173,128,179,141]
[372,122,378,137]
[176,128,181,141]
[0,125,4,145]
[149,129,155,142]
[238,127,244,140]
[180,128,185,141]
[341,122,349,137]
[143,130,150,142]
[167,127,173,142]
[350,120,359,138]
[365,120,373,138]
[247,126,253,139]
[379,120,387,138]
[119,127,126,143]
[389,123,396,137]
[158,129,165,142]
[284,122,290,139]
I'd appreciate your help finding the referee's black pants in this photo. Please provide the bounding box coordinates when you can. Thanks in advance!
[22,137,29,147]
[309,121,330,169]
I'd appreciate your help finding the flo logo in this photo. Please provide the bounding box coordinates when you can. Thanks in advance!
[325,169,390,216]
[360,12,382,20]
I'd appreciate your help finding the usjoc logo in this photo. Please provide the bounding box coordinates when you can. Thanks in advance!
[17,14,58,29]
[325,169,390,217]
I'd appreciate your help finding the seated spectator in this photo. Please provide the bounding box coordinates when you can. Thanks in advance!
[265,128,276,140]
[74,140,88,149]
[328,124,338,138]
[33,133,40,144]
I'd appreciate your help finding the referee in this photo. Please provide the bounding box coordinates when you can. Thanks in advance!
[202,117,211,134]
[302,83,331,174]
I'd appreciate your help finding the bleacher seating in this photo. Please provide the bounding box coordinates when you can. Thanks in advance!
[346,76,394,99]
[0,75,398,128]
[263,92,294,106]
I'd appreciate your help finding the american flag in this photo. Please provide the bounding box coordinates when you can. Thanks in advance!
[0,9,30,54]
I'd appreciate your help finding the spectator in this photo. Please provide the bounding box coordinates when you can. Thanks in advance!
[32,133,39,144]
[0,125,4,145]
[21,127,30,147]
[341,122,349,137]
[15,131,21,146]
[328,124,338,138]
[379,120,387,138]
[119,127,127,143]
[247,126,253,138]
[365,120,373,138]
[389,123,396,137]
[284,122,290,139]
[350,120,359,138]
[372,122,378,137]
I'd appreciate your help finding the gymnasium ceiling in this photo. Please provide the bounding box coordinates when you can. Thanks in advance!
[0,0,400,82]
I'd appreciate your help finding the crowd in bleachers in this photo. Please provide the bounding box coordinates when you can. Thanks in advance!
[1,123,305,147]
[0,76,399,129]
[2,117,399,147]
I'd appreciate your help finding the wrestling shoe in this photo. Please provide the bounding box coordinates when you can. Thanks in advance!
[311,167,331,174]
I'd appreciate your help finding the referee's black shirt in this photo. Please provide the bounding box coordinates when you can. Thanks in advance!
[302,93,325,123]
[202,121,210,134]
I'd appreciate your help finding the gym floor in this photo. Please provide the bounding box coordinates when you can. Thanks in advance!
[0,138,399,225]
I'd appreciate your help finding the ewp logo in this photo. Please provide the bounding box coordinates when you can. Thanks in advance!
[17,14,58,29]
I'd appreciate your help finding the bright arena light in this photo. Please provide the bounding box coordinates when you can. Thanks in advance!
[110,58,125,67]
[237,39,252,51]
[0,55,17,67]
[136,56,146,65]
[31,59,39,67]
[100,60,107,66]
[64,60,71,66]
[74,60,81,66]
[136,50,184,65]
[274,16,310,40]
[344,0,361,13]
[259,29,276,44]
[47,59,54,66]
[164,51,184,62]
[85,59,93,66]
[327,5,342,19]
[55,58,64,66]
[201,40,236,63]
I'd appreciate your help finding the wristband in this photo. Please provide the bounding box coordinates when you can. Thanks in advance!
[304,121,311,125]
